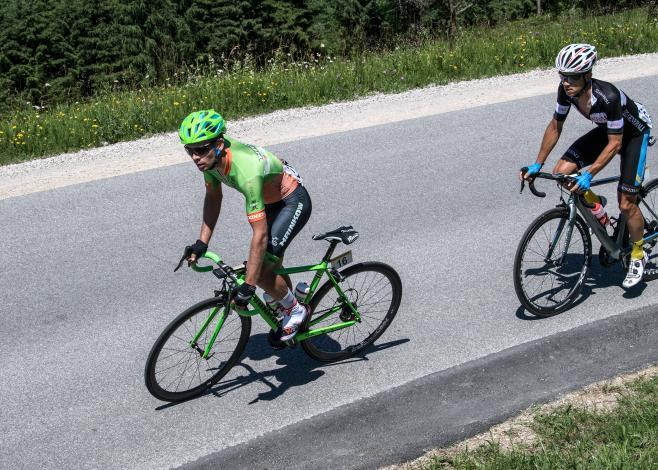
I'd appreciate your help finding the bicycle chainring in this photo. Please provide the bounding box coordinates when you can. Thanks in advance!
[267,327,286,350]
[598,245,614,268]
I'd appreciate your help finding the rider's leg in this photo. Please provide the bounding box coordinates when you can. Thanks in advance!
[558,127,608,203]
[619,193,644,256]
[257,254,289,298]
[552,158,578,175]
[619,130,651,257]
[260,184,312,339]
[553,158,603,203]
[619,131,651,287]
[621,191,647,288]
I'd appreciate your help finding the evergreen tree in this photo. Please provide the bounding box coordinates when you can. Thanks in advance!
[0,0,75,108]
[117,0,193,84]
[68,1,125,95]
[0,0,650,112]
[253,0,313,57]
[210,0,252,63]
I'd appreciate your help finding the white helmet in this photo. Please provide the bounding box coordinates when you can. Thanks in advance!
[555,43,597,74]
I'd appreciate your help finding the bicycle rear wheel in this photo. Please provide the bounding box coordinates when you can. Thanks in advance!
[144,297,251,402]
[301,262,402,362]
[513,207,592,317]
[639,178,658,279]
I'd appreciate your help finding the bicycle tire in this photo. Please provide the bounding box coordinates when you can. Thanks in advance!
[145,297,251,402]
[513,207,592,317]
[638,178,658,279]
[301,262,402,363]
[640,178,658,235]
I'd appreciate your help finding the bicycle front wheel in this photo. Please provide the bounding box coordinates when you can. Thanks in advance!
[301,262,402,362]
[144,297,251,402]
[513,207,592,317]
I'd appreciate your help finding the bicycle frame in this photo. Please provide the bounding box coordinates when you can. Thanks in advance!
[549,175,658,263]
[188,241,360,358]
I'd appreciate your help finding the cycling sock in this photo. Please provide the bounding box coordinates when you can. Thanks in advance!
[276,290,296,310]
[281,301,308,341]
[584,190,600,205]
[631,239,645,260]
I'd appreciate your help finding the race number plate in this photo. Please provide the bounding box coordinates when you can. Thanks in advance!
[330,250,353,269]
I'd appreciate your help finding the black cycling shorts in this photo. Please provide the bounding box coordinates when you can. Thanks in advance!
[562,126,652,195]
[264,184,312,261]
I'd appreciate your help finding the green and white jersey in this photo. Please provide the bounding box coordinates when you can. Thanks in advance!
[203,137,300,223]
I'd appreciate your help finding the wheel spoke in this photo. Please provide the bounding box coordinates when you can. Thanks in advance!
[304,265,399,360]
[146,303,248,401]
[516,211,588,315]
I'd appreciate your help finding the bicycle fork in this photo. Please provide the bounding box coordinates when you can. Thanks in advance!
[189,298,232,360]
[546,202,578,265]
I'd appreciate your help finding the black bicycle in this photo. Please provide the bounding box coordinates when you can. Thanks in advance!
[514,165,658,317]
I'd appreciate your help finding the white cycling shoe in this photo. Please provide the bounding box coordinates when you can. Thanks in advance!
[280,301,309,342]
[623,252,648,288]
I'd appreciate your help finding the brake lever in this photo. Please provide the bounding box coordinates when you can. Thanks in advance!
[174,253,186,272]
[519,166,528,194]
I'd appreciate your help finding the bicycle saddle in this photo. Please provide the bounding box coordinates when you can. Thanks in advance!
[312,225,359,244]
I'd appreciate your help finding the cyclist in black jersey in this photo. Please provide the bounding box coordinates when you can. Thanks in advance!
[520,44,653,288]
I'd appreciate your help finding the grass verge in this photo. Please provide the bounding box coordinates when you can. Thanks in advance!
[392,366,658,469]
[1,8,657,165]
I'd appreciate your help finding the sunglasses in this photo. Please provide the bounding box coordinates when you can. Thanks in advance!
[184,143,214,157]
[559,73,583,85]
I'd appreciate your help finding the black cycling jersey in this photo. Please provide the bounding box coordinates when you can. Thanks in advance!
[554,78,653,136]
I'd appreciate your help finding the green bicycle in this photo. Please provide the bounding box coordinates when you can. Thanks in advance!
[144,225,402,402]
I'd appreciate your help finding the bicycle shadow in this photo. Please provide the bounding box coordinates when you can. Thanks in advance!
[211,334,409,404]
[516,253,653,320]
[155,335,409,409]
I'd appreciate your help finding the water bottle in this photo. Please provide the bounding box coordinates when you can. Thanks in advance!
[295,282,310,303]
[591,202,609,227]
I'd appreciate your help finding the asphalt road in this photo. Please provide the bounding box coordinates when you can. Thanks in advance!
[1,76,657,469]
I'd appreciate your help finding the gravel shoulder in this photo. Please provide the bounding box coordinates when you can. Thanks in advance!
[2,52,658,200]
[385,364,658,470]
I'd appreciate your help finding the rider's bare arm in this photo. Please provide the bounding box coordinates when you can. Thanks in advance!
[200,181,222,242]
[588,133,623,176]
[537,118,563,165]
[245,217,268,286]
[520,118,564,181]
[188,183,223,264]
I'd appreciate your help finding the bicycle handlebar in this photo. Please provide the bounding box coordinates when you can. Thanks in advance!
[190,251,223,273]
[521,171,546,198]
[519,168,595,208]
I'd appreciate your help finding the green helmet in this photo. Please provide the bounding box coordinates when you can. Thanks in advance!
[179,109,226,145]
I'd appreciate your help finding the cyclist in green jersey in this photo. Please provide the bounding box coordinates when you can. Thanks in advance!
[179,110,312,341]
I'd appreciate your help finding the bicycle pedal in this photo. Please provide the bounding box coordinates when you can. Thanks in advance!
[643,267,658,281]
[267,328,286,350]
